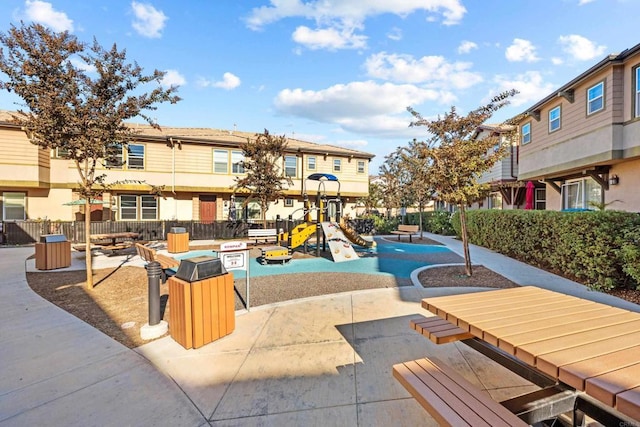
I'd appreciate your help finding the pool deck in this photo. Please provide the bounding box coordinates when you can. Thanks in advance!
[3,233,639,426]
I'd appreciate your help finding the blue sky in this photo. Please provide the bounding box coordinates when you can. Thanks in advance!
[1,0,639,172]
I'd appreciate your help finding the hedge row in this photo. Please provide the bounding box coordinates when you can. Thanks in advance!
[405,211,456,235]
[450,210,640,291]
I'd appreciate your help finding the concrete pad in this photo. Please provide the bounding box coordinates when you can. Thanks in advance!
[358,399,439,427]
[252,294,354,348]
[0,321,126,393]
[211,341,357,420]
[0,303,78,343]
[210,404,357,426]
[138,347,250,418]
[1,356,205,427]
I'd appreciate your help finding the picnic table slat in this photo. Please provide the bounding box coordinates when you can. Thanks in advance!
[514,319,640,366]
[536,330,640,379]
[616,386,640,421]
[421,287,543,315]
[558,345,640,391]
[585,362,640,408]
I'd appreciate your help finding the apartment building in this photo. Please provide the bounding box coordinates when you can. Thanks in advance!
[0,110,374,222]
[515,42,640,212]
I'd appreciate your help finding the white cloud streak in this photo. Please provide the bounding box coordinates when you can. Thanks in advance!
[24,0,73,32]
[198,73,241,90]
[558,34,606,61]
[505,38,539,62]
[160,70,186,88]
[457,40,478,54]
[131,1,167,38]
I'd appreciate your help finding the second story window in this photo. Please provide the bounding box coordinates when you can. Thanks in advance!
[587,81,604,115]
[307,156,316,170]
[213,149,228,173]
[127,144,145,169]
[284,155,297,177]
[105,143,123,169]
[635,67,640,118]
[521,122,531,145]
[333,158,341,172]
[357,160,365,174]
[231,150,244,174]
[549,106,561,132]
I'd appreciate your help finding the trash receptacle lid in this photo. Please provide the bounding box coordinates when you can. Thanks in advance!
[175,255,226,282]
[169,227,187,234]
[40,234,67,243]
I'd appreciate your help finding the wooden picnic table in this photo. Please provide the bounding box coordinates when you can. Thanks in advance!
[89,232,140,248]
[422,286,640,424]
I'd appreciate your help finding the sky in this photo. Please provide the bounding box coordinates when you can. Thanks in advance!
[0,0,639,173]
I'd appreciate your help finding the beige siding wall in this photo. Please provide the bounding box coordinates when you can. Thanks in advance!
[606,158,640,211]
[0,128,47,186]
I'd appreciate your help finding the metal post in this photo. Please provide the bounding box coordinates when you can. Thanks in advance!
[147,261,162,326]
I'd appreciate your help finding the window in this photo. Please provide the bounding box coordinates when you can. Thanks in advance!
[307,156,316,170]
[562,178,602,210]
[357,160,365,174]
[127,144,145,169]
[521,122,531,145]
[587,81,604,115]
[488,193,502,209]
[54,147,69,158]
[284,155,297,177]
[284,198,294,207]
[3,192,26,220]
[119,194,158,220]
[549,106,561,132]
[535,188,546,210]
[333,158,341,172]
[105,143,123,169]
[635,67,640,118]
[213,150,228,173]
[231,150,244,174]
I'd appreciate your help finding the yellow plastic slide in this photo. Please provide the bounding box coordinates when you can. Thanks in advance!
[288,222,317,249]
[339,219,376,248]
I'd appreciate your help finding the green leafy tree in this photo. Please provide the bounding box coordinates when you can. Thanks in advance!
[408,90,517,275]
[357,181,383,215]
[234,129,292,225]
[0,23,180,288]
[378,151,406,218]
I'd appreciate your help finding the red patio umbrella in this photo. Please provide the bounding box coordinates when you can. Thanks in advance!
[525,181,535,210]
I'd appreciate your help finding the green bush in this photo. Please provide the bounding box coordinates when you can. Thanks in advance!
[452,209,640,291]
[362,214,400,234]
[406,210,456,235]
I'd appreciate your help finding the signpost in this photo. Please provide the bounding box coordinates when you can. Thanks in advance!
[219,241,251,310]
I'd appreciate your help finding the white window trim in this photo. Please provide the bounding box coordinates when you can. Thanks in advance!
[635,67,640,118]
[3,192,26,221]
[521,122,531,145]
[284,155,297,177]
[357,160,365,174]
[333,158,341,172]
[213,149,229,174]
[127,144,145,170]
[549,106,561,133]
[587,81,604,115]
[307,156,316,171]
[119,194,158,220]
[231,150,244,174]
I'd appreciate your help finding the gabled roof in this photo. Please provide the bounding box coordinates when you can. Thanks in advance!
[0,110,374,159]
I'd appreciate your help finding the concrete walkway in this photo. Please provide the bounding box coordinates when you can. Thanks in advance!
[2,235,639,426]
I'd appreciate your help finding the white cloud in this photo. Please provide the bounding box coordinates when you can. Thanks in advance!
[558,34,606,61]
[387,27,402,41]
[578,0,595,4]
[245,0,465,51]
[274,80,454,137]
[551,57,564,65]
[457,40,478,54]
[160,70,186,88]
[70,58,96,73]
[364,52,483,89]
[491,71,556,107]
[505,38,539,62]
[198,73,241,90]
[292,25,367,50]
[131,1,167,38]
[24,0,73,32]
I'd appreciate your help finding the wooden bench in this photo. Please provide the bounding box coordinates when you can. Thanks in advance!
[247,228,278,244]
[393,357,528,427]
[410,315,473,345]
[135,243,180,281]
[390,224,419,242]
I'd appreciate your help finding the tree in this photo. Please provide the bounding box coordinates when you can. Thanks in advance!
[357,181,383,215]
[0,23,180,288]
[378,151,405,218]
[397,139,436,238]
[234,129,293,225]
[408,90,517,276]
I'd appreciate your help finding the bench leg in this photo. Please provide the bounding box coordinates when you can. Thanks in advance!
[409,234,412,242]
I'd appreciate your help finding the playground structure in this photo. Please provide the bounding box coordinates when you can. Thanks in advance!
[260,173,375,265]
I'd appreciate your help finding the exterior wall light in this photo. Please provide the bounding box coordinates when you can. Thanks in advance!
[609,174,619,186]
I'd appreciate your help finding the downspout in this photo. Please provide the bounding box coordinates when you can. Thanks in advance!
[169,137,177,219]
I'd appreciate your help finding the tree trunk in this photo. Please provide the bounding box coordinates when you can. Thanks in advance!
[459,205,473,277]
[84,200,94,289]
[418,205,424,239]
